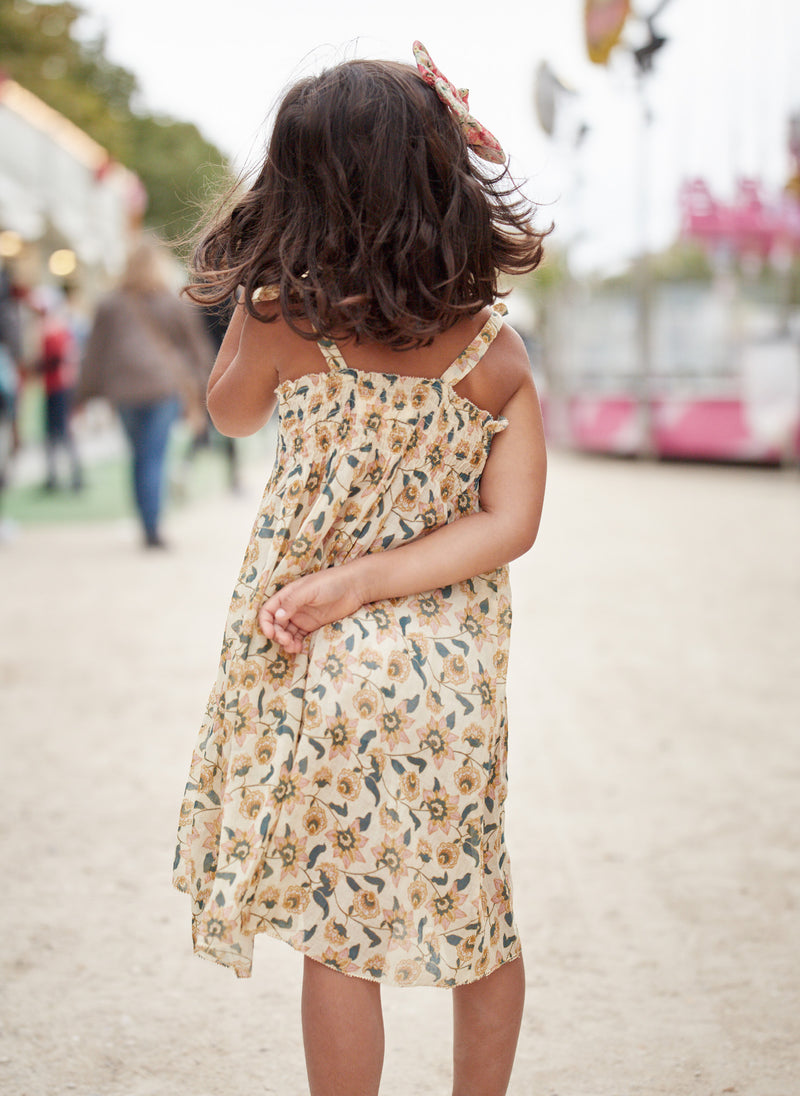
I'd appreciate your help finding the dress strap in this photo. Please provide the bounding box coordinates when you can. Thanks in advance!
[316,336,347,372]
[440,302,508,386]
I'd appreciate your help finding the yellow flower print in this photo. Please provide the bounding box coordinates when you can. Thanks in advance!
[379,804,403,832]
[321,947,359,974]
[436,842,459,869]
[381,902,415,949]
[386,650,411,682]
[408,880,428,909]
[420,504,442,530]
[273,833,308,878]
[443,653,469,685]
[462,723,485,748]
[492,878,512,915]
[440,471,457,502]
[317,862,339,890]
[354,684,380,720]
[417,838,433,863]
[456,603,488,648]
[255,733,277,765]
[327,823,369,868]
[423,789,459,834]
[394,959,422,985]
[365,955,387,979]
[270,763,306,807]
[303,806,326,835]
[389,425,407,452]
[288,532,318,567]
[372,838,411,881]
[367,605,393,633]
[359,647,383,671]
[353,890,379,919]
[399,772,420,801]
[197,902,238,946]
[457,934,477,964]
[337,769,362,801]
[220,827,259,868]
[197,764,218,795]
[326,711,358,758]
[427,885,467,927]
[410,382,428,409]
[396,479,420,513]
[236,661,261,689]
[379,708,411,749]
[283,886,311,913]
[316,642,356,692]
[426,686,443,713]
[312,765,333,789]
[265,650,292,685]
[420,717,457,769]
[324,920,349,946]
[472,669,496,719]
[261,885,280,909]
[231,754,251,778]
[454,764,480,796]
[201,816,221,853]
[314,423,334,452]
[410,590,450,633]
[369,748,386,775]
[229,695,257,746]
[303,698,323,729]
[493,649,509,678]
[241,790,265,819]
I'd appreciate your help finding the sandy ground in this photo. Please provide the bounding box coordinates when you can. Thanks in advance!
[0,448,798,1096]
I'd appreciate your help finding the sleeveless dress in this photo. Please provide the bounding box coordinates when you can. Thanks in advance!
[173,304,521,986]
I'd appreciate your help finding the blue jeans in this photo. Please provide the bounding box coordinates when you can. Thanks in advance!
[118,398,181,540]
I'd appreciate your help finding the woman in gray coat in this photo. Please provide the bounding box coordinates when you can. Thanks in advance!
[79,240,212,547]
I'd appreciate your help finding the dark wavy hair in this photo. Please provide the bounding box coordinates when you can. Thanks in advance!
[187,58,549,348]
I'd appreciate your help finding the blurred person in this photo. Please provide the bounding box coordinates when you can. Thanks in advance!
[31,285,84,492]
[77,239,212,548]
[0,266,22,542]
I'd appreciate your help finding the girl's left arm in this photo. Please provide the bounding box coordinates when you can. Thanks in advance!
[206,304,280,436]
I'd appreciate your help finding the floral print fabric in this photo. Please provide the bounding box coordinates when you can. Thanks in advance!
[173,304,521,985]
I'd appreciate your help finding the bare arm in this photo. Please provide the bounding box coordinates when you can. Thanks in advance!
[206,304,280,436]
[260,360,546,651]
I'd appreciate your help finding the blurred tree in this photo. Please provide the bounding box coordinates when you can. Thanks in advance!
[0,0,231,241]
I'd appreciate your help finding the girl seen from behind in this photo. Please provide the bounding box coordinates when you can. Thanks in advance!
[174,42,548,1096]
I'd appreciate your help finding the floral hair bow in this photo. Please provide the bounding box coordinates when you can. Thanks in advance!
[412,40,505,164]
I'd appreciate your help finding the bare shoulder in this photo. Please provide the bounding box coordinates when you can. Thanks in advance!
[457,314,536,419]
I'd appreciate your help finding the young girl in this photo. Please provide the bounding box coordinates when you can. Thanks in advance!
[174,42,548,1096]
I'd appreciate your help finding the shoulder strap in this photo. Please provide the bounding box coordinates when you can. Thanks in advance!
[316,336,347,373]
[440,302,508,386]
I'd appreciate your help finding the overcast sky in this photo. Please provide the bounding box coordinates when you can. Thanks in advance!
[70,0,800,273]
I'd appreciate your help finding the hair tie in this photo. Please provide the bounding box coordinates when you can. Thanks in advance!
[412,40,505,165]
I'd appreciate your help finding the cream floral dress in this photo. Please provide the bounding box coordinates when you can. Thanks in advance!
[173,303,521,985]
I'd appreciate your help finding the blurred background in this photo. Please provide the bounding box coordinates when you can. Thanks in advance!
[1,0,800,512]
[0,4,798,1096]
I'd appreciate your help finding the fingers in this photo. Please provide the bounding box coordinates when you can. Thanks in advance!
[258,600,307,653]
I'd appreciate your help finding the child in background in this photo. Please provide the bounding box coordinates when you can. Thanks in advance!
[32,286,83,492]
[174,41,548,1096]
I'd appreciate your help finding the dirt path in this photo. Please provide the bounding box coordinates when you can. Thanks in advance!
[1,451,798,1096]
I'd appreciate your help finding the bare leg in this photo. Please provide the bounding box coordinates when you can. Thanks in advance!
[452,956,526,1096]
[302,956,384,1096]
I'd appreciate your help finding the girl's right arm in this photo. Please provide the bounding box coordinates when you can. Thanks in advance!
[206,304,281,436]
[260,359,546,652]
